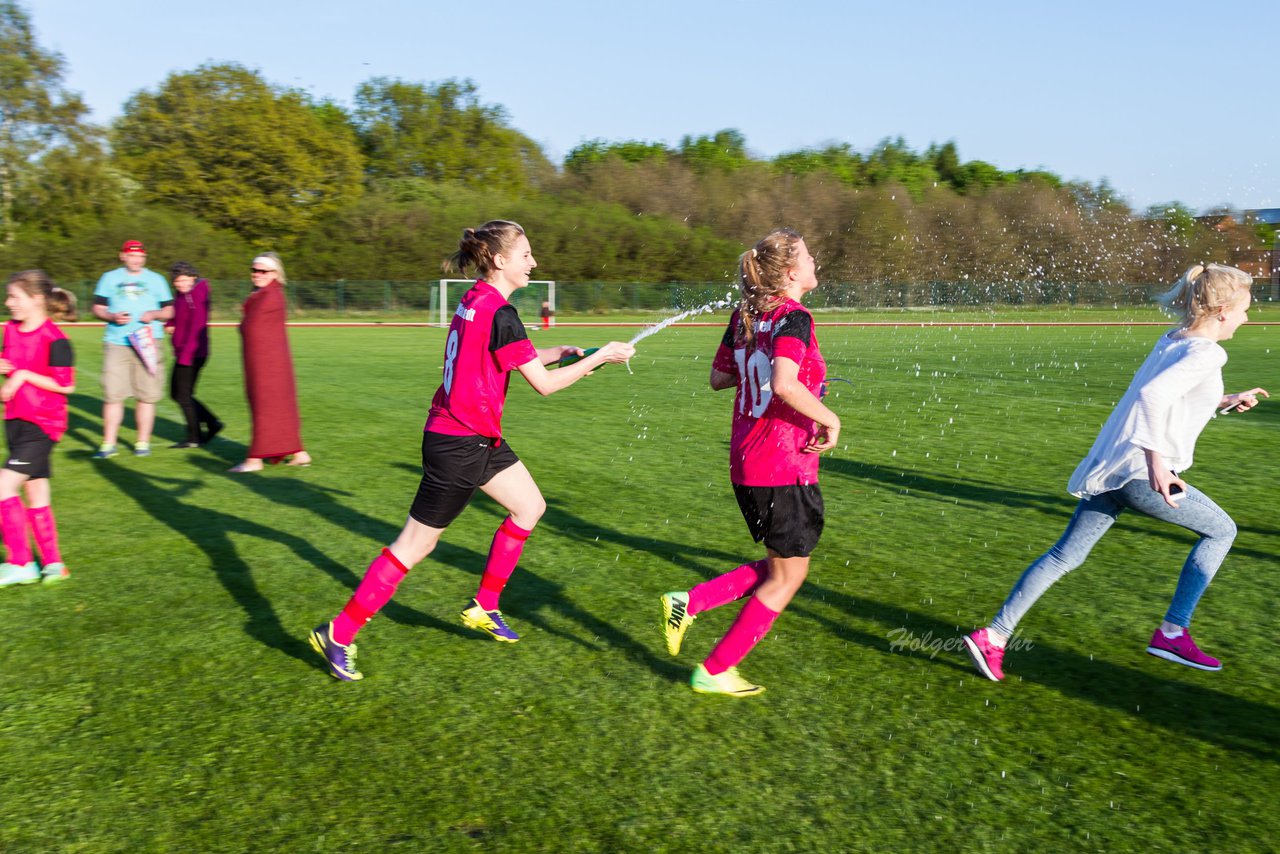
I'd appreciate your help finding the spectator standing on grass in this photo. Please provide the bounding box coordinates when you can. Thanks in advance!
[660,228,840,697]
[91,239,173,459]
[309,220,635,680]
[0,271,77,587]
[965,263,1268,682]
[230,253,310,473]
[166,261,222,449]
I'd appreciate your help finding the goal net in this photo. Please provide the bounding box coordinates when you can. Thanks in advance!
[437,280,556,328]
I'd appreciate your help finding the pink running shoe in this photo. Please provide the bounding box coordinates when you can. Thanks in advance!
[963,628,1005,682]
[1146,628,1222,672]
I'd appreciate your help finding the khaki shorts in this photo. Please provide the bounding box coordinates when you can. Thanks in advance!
[102,342,166,404]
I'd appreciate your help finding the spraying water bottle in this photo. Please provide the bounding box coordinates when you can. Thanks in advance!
[558,347,599,368]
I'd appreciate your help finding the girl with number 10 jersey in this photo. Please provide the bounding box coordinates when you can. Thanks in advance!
[661,228,841,697]
[310,220,634,680]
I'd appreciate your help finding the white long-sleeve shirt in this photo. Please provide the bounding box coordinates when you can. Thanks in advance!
[1067,332,1226,498]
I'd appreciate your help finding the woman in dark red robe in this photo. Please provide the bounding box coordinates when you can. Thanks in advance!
[229,253,311,472]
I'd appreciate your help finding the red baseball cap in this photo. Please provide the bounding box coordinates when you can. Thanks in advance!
[121,239,147,254]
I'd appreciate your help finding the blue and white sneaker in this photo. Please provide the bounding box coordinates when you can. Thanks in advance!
[92,445,118,460]
[133,442,152,457]
[460,599,520,642]
[309,622,363,681]
[0,561,40,587]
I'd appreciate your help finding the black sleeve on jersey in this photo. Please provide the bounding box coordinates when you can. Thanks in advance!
[159,299,174,309]
[490,304,530,352]
[49,338,74,368]
[774,310,813,346]
[720,318,737,350]
[94,295,109,307]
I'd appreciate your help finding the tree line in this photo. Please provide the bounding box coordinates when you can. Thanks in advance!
[0,1,1266,293]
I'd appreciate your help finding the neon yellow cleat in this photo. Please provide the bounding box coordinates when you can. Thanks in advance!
[661,591,696,656]
[460,599,520,642]
[690,664,764,697]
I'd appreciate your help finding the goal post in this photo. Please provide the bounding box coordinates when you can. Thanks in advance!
[438,280,556,328]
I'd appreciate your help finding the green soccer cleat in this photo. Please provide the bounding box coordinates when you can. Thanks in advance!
[690,664,765,698]
[460,599,520,642]
[661,591,696,656]
[40,562,69,583]
[0,561,40,587]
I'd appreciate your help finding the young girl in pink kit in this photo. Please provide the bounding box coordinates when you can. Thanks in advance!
[0,271,77,587]
[310,220,635,680]
[661,228,841,697]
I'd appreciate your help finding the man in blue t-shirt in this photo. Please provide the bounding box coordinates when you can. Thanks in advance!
[90,239,174,458]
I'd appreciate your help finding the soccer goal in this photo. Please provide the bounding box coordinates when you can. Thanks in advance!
[438,280,556,328]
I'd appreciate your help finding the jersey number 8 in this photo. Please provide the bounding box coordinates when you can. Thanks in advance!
[443,329,460,394]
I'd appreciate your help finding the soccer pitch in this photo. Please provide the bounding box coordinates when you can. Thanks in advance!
[2,319,1277,852]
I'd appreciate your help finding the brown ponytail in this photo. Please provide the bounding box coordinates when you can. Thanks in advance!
[6,270,78,322]
[442,220,526,279]
[737,228,802,346]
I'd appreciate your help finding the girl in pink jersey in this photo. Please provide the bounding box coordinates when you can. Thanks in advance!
[662,228,842,696]
[0,271,77,588]
[310,220,635,680]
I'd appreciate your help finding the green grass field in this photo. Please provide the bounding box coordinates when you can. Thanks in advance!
[1,316,1277,852]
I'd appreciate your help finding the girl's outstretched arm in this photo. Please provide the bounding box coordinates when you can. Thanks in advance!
[1219,386,1269,413]
[516,341,635,396]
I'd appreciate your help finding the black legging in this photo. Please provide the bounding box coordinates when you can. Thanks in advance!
[170,358,218,443]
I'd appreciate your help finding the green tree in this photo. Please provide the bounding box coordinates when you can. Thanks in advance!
[112,63,365,244]
[0,0,95,243]
[353,77,554,192]
[678,129,750,173]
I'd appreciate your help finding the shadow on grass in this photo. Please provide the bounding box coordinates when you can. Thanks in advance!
[824,456,1280,566]
[793,581,1279,762]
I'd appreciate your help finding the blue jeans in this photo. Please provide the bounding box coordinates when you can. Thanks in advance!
[990,478,1236,637]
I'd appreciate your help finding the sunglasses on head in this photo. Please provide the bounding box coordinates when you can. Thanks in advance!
[250,268,273,275]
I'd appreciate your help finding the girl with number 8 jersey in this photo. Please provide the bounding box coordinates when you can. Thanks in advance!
[661,229,841,696]
[310,220,635,680]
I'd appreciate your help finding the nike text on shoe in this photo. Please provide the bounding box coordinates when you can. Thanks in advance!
[661,591,695,656]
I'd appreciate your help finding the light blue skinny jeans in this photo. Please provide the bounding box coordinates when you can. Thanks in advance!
[990,478,1237,637]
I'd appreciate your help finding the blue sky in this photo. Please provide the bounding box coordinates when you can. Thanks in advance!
[24,0,1278,213]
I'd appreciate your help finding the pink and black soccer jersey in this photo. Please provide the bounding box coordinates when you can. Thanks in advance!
[425,281,538,439]
[712,301,827,486]
[2,319,74,441]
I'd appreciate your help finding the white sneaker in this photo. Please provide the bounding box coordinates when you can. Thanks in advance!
[0,561,40,587]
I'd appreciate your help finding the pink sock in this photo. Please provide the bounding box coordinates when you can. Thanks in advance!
[0,497,31,565]
[332,548,408,644]
[27,506,61,565]
[687,560,767,615]
[703,595,781,676]
[475,517,532,610]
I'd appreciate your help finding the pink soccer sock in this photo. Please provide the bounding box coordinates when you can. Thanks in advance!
[0,496,32,566]
[27,506,62,565]
[703,595,781,676]
[687,560,767,615]
[474,516,532,610]
[332,548,409,645]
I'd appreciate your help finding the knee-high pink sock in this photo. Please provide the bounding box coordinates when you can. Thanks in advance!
[475,516,532,610]
[0,497,32,566]
[27,506,62,565]
[703,595,781,676]
[332,548,408,644]
[687,559,767,615]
